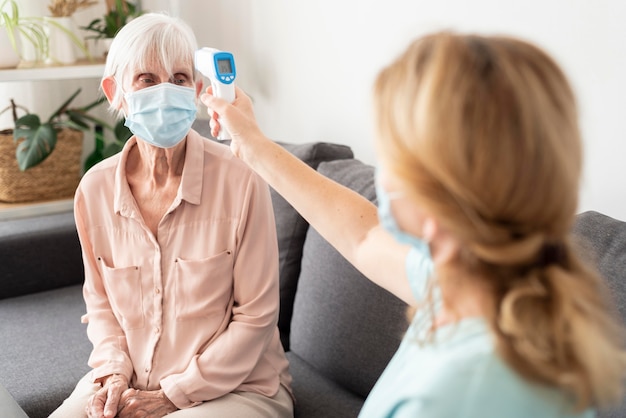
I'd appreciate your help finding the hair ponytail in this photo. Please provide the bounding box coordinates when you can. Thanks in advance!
[490,237,626,409]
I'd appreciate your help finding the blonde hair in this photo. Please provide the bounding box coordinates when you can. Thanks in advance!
[102,12,198,117]
[373,32,626,410]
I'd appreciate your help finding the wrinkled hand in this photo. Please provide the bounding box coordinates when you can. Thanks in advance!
[200,85,264,161]
[116,388,178,418]
[86,374,128,418]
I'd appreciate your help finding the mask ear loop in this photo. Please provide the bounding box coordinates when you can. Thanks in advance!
[111,76,129,118]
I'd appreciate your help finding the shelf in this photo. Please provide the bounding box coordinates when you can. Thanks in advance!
[0,59,105,82]
[0,60,103,220]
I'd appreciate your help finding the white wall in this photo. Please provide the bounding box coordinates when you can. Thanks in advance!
[173,0,626,220]
[3,0,625,220]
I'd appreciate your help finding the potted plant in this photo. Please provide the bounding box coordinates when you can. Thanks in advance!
[0,0,47,67]
[46,0,97,64]
[81,0,141,56]
[0,88,108,202]
[1,0,93,67]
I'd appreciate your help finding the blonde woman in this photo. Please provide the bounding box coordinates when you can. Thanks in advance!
[203,32,626,417]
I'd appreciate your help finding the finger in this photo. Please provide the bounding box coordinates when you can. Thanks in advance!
[87,389,106,418]
[200,92,230,114]
[103,385,122,418]
[233,85,246,98]
[210,111,221,138]
[119,388,134,404]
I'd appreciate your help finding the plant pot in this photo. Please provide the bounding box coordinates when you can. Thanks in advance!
[98,37,114,57]
[0,128,83,203]
[45,16,77,65]
[0,27,21,68]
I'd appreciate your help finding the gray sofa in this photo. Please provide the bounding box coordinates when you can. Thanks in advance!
[0,139,625,418]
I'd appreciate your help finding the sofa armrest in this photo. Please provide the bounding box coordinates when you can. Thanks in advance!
[0,211,83,300]
[0,383,28,418]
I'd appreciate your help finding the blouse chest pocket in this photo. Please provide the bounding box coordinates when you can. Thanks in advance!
[174,250,234,321]
[99,259,144,330]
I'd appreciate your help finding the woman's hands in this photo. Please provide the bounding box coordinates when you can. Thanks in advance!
[86,374,177,418]
[86,374,128,418]
[116,388,178,418]
[200,86,266,164]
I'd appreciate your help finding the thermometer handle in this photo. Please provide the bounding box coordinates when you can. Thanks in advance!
[212,81,235,140]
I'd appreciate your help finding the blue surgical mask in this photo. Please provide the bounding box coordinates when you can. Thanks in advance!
[376,175,434,300]
[123,83,197,148]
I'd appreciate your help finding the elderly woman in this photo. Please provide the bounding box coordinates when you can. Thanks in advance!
[49,13,293,418]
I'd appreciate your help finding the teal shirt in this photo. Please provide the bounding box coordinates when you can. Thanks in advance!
[359,249,592,418]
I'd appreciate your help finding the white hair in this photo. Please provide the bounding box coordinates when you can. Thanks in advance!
[103,12,199,117]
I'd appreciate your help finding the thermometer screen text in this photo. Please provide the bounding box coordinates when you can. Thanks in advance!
[217,59,233,74]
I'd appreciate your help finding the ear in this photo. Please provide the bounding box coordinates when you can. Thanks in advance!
[422,217,437,242]
[101,76,117,105]
[424,217,460,264]
[195,79,203,97]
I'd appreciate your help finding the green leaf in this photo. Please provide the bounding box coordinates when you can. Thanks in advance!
[65,110,91,130]
[84,148,104,172]
[64,119,89,131]
[14,113,41,133]
[84,125,105,172]
[14,124,57,171]
[114,119,132,142]
[48,88,82,122]
[68,110,112,130]
[103,141,125,158]
[79,96,107,112]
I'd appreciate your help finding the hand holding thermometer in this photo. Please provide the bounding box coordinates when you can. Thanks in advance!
[194,47,237,140]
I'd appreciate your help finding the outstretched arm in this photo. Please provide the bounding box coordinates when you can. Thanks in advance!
[201,87,417,305]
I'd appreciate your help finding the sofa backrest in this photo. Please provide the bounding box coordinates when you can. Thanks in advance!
[573,211,626,418]
[0,211,83,300]
[573,211,626,323]
[289,158,409,398]
[269,142,354,351]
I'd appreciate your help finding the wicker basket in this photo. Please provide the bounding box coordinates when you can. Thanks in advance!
[0,128,83,203]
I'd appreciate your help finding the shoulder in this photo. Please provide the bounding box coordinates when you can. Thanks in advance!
[76,152,120,198]
[191,130,259,180]
[388,320,587,417]
[188,131,270,210]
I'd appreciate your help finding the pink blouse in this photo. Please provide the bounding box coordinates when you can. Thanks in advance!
[74,130,292,409]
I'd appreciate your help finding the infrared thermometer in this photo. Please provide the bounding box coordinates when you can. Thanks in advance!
[195,47,237,140]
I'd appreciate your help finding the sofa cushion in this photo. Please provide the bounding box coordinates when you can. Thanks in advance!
[286,352,363,418]
[0,285,91,418]
[271,143,353,350]
[0,211,83,300]
[290,159,409,400]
